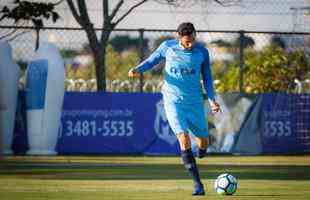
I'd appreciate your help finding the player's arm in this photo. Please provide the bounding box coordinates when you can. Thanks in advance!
[201,50,221,113]
[128,41,167,78]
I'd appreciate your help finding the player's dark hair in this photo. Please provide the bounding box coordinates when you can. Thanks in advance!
[177,22,196,36]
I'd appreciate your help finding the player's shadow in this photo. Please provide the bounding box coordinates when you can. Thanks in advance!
[1,163,310,181]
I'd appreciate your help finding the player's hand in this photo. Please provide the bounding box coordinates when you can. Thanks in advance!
[128,68,140,78]
[210,101,221,114]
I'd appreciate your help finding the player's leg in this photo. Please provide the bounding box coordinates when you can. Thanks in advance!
[177,133,205,196]
[163,100,205,195]
[195,136,209,158]
[187,102,209,158]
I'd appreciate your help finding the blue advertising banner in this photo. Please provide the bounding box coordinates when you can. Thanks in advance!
[261,93,303,153]
[12,92,310,155]
[56,92,180,155]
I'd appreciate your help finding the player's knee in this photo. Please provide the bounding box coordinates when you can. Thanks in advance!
[203,137,209,148]
[177,133,191,150]
[195,137,208,149]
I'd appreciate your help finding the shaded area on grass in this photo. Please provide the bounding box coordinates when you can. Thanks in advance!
[1,163,310,181]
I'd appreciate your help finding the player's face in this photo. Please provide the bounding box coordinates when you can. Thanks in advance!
[179,34,196,50]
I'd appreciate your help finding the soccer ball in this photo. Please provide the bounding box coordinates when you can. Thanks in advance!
[214,173,237,195]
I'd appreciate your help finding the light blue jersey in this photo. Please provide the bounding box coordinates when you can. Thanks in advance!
[134,39,215,104]
[134,39,215,136]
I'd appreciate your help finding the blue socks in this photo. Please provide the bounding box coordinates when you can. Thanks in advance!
[181,149,202,188]
[197,148,206,158]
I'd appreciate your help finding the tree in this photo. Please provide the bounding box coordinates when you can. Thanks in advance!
[65,0,233,91]
[233,35,255,49]
[0,0,61,49]
[1,0,233,91]
[216,45,309,93]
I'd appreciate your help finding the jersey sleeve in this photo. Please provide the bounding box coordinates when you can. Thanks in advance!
[201,48,215,102]
[134,41,167,73]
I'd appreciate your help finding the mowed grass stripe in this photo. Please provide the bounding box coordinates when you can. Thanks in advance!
[1,156,310,200]
[1,179,310,200]
[1,155,310,165]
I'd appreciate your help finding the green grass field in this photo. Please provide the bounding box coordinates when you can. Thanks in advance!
[1,155,310,200]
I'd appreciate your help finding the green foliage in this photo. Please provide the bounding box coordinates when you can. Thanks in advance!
[211,35,255,49]
[65,44,139,81]
[106,45,139,80]
[109,35,149,53]
[210,39,233,48]
[60,49,80,58]
[0,0,60,28]
[216,45,309,93]
[216,63,240,92]
[66,64,95,81]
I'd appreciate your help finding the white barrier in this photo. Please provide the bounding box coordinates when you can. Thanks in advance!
[26,42,65,155]
[0,41,20,155]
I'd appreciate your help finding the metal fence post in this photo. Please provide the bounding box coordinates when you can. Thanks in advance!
[239,30,245,93]
[138,29,145,92]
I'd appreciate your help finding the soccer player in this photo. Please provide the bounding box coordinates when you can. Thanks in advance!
[128,22,221,196]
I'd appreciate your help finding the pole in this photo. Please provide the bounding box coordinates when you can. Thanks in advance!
[239,30,245,93]
[138,29,145,92]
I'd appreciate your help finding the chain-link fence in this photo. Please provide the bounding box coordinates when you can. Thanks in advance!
[1,26,309,93]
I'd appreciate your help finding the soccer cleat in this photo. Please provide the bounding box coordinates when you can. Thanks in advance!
[192,184,205,196]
